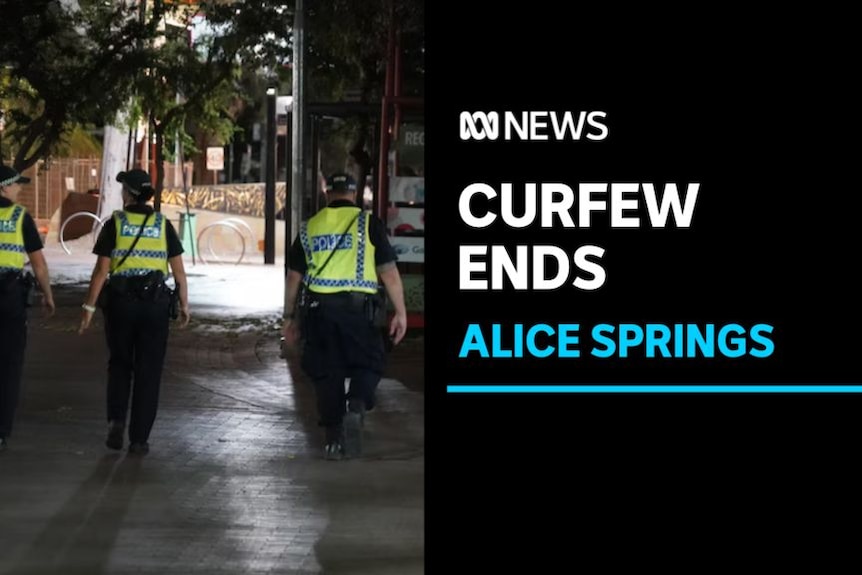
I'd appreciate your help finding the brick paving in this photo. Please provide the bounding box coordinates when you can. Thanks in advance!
[0,281,424,574]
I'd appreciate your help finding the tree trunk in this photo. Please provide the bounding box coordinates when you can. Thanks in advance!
[98,116,133,221]
[12,114,53,172]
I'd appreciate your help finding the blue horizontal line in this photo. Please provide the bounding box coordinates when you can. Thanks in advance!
[447,385,862,393]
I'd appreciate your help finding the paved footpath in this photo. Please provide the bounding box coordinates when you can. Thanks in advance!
[0,257,424,575]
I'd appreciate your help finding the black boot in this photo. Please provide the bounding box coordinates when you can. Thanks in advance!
[128,442,150,455]
[105,420,124,450]
[324,425,344,460]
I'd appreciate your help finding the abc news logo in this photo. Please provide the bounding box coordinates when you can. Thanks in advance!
[459,111,608,141]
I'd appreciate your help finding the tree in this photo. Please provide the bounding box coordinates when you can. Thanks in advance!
[305,0,424,185]
[130,0,293,204]
[0,0,425,198]
[0,0,148,170]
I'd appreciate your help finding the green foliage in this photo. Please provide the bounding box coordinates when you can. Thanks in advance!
[304,0,424,177]
[0,0,425,188]
[55,125,103,158]
[131,1,293,190]
[306,0,424,102]
[0,0,147,169]
[0,0,292,175]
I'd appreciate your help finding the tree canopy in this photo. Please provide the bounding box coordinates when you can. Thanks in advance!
[0,0,293,173]
[0,0,425,189]
[0,0,147,169]
[132,1,292,196]
[306,0,424,183]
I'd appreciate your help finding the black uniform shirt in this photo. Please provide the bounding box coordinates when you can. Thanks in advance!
[0,196,43,253]
[288,200,397,274]
[93,204,184,258]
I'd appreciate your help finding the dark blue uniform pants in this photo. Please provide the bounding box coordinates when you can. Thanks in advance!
[301,294,386,429]
[0,280,27,438]
[104,292,170,444]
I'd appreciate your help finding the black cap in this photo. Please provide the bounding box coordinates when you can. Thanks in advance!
[325,172,357,193]
[116,169,153,196]
[0,165,31,186]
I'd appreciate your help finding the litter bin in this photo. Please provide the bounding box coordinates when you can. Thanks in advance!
[178,212,197,257]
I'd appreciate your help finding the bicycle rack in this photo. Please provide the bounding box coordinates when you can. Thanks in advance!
[221,217,257,249]
[196,220,247,265]
[59,212,109,255]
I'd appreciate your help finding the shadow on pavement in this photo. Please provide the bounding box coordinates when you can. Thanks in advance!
[5,454,143,575]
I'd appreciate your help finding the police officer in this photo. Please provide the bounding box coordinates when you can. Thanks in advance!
[78,169,190,455]
[283,172,408,460]
[0,165,55,451]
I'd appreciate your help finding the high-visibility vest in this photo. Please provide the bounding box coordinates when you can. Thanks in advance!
[300,207,378,294]
[111,211,169,276]
[0,203,26,274]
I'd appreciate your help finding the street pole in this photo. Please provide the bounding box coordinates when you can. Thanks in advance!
[284,110,293,277]
[179,141,196,265]
[265,87,277,264]
[290,0,305,247]
[376,0,396,221]
[311,115,320,215]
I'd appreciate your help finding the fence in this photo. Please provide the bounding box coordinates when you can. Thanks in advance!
[14,158,190,222]
[15,158,101,222]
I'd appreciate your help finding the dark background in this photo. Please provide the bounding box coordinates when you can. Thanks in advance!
[425,5,860,570]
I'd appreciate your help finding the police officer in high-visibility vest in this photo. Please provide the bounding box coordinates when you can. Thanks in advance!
[0,165,55,452]
[78,169,190,455]
[283,172,408,460]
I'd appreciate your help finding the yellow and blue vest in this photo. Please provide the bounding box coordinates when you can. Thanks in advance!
[111,210,169,276]
[0,203,26,274]
[300,207,379,294]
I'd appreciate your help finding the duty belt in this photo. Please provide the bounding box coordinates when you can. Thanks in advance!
[310,291,369,310]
